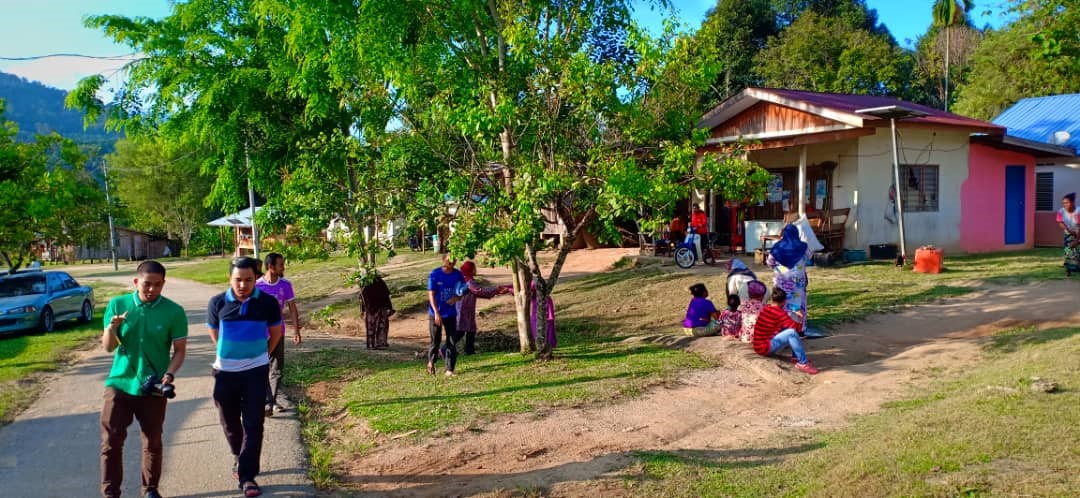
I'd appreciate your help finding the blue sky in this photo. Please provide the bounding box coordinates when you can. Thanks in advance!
[0,0,1008,91]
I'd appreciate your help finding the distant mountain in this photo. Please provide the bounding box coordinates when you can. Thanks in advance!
[0,71,120,151]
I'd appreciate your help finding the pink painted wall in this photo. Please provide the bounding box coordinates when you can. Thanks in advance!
[960,143,1035,253]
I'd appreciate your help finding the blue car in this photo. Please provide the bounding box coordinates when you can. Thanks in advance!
[0,270,95,335]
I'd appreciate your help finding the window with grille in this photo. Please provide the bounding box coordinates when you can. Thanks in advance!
[1036,172,1055,212]
[898,164,939,212]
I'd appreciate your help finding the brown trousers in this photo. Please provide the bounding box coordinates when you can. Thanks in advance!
[101,387,167,497]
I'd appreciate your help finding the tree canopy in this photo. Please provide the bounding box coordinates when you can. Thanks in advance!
[0,101,106,272]
[952,0,1080,119]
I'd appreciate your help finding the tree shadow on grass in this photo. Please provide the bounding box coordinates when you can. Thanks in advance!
[986,326,1079,353]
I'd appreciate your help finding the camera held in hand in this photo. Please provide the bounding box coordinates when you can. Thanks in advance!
[141,375,176,399]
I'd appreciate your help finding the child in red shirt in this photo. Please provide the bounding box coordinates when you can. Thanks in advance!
[752,287,819,374]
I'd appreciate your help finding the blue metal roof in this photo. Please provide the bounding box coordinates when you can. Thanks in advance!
[992,94,1080,154]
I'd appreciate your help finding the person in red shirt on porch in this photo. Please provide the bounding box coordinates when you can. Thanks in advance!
[752,286,819,374]
[669,214,686,244]
[690,205,708,263]
[690,204,707,235]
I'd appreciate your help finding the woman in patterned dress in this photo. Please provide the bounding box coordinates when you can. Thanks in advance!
[1057,193,1080,276]
[766,224,813,323]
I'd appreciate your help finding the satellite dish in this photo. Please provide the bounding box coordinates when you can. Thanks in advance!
[1052,131,1071,145]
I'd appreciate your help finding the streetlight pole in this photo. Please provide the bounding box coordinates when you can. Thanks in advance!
[855,105,929,268]
[889,117,908,266]
[102,159,118,271]
[245,141,260,262]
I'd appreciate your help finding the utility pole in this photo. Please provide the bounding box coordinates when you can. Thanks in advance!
[245,142,260,262]
[102,159,118,271]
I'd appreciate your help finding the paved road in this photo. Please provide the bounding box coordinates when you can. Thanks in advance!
[0,276,314,497]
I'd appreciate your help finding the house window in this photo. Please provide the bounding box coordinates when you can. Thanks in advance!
[898,164,939,212]
[1036,172,1055,212]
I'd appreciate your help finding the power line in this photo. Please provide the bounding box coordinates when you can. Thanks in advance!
[0,52,138,61]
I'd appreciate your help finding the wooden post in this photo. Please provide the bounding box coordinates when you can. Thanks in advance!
[798,146,807,217]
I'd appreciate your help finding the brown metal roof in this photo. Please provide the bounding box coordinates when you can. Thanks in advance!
[698,87,1005,135]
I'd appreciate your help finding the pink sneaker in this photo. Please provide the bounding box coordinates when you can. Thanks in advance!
[795,361,819,375]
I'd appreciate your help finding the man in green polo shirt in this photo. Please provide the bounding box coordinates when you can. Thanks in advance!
[100,260,189,498]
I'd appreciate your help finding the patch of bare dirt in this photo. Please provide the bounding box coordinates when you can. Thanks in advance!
[303,279,1080,497]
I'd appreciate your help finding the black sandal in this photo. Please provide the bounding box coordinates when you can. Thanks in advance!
[242,480,261,497]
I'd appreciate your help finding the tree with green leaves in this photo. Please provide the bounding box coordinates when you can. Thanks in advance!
[365,0,769,357]
[952,0,1080,120]
[105,137,214,255]
[71,0,440,275]
[698,0,778,107]
[67,0,313,237]
[754,11,914,97]
[931,0,975,110]
[0,101,105,272]
[772,0,890,36]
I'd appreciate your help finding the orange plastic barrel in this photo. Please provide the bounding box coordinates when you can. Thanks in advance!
[913,247,943,274]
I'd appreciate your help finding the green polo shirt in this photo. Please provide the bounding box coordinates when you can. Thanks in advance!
[103,292,189,396]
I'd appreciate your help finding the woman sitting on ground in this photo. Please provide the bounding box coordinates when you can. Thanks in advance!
[682,283,722,336]
[718,294,742,339]
[726,258,757,303]
[737,280,768,343]
[752,286,818,374]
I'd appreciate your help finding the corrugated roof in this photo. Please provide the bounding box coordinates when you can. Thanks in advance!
[762,88,1003,131]
[698,87,1004,135]
[207,206,262,227]
[992,94,1080,154]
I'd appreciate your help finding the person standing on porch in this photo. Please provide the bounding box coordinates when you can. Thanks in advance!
[256,253,301,415]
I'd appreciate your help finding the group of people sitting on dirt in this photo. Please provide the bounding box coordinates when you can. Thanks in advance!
[681,225,819,375]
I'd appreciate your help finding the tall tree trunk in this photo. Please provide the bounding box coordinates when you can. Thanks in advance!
[944,25,950,111]
[511,258,534,353]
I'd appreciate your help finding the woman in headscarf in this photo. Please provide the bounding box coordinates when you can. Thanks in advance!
[359,272,394,349]
[1057,193,1080,275]
[725,258,757,302]
[767,224,813,323]
[455,261,510,355]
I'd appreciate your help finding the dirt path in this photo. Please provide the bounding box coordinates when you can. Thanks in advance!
[310,278,1080,497]
[0,276,314,497]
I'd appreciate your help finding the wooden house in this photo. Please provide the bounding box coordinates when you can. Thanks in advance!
[696,88,1074,255]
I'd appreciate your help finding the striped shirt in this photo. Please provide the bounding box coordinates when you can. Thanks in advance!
[752,304,800,355]
[207,288,282,372]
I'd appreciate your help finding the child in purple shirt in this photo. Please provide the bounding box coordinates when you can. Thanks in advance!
[682,283,722,336]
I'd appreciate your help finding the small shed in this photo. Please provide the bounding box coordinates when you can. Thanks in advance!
[207,206,263,257]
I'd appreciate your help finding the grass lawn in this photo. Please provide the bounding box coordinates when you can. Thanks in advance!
[0,281,128,424]
[285,247,1065,489]
[626,325,1080,497]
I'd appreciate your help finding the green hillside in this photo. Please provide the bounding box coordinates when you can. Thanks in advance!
[0,71,119,150]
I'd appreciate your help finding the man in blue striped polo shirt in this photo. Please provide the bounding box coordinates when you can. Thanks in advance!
[208,257,283,497]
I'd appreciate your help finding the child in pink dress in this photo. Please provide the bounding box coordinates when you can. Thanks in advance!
[737,280,768,343]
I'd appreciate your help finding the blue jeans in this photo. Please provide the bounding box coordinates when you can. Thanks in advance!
[768,328,807,364]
